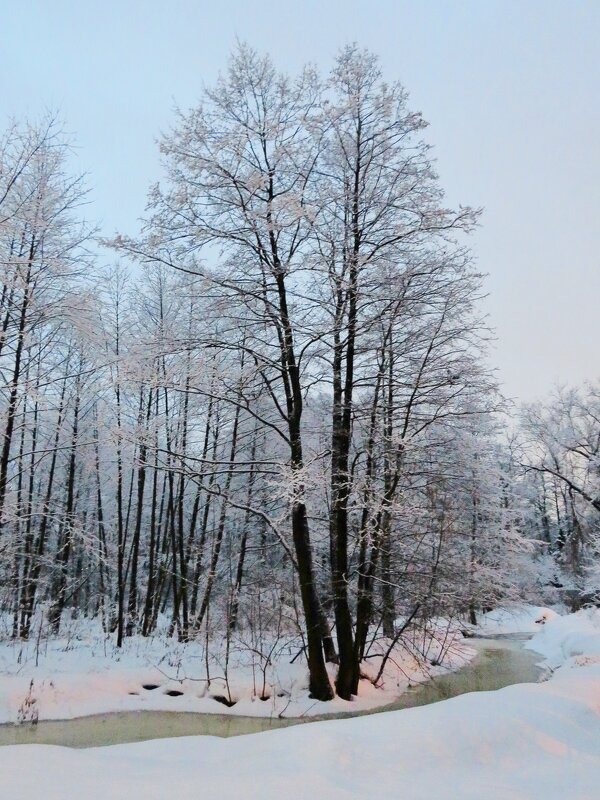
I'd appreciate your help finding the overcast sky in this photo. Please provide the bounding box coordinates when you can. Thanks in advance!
[2,0,598,403]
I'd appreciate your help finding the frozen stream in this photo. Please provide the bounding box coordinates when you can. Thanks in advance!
[0,636,542,748]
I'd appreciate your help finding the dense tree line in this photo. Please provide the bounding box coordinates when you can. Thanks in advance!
[0,46,579,701]
[519,384,600,600]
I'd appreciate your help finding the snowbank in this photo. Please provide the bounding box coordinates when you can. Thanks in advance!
[476,605,559,635]
[527,606,600,669]
[1,635,599,798]
[2,609,600,797]
[0,620,473,724]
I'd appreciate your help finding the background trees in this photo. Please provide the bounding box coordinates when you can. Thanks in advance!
[110,45,527,698]
[0,48,543,702]
[519,384,600,600]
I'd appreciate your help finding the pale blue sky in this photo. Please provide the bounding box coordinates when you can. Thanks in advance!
[2,0,599,402]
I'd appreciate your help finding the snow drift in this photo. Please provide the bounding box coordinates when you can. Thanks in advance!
[1,608,600,799]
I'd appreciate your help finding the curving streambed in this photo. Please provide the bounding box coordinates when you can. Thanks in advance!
[0,636,542,748]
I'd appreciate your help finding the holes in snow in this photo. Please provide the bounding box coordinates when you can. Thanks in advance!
[164,689,184,697]
[259,694,271,701]
[128,691,139,696]
[142,684,160,691]
[212,695,237,707]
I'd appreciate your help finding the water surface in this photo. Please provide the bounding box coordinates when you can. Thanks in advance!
[0,636,541,748]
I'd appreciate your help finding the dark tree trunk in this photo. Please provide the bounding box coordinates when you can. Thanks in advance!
[126,387,151,636]
[48,368,81,633]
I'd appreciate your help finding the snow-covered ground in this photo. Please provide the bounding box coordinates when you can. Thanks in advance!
[0,617,473,724]
[525,606,600,669]
[474,604,560,634]
[1,607,600,799]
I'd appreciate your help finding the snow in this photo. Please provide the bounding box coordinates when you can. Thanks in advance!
[2,607,600,798]
[527,606,600,669]
[1,609,600,798]
[0,618,474,724]
[475,605,560,635]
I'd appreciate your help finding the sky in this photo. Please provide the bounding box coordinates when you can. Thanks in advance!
[1,0,599,404]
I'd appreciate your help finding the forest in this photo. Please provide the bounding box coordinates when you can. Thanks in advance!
[0,44,598,706]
